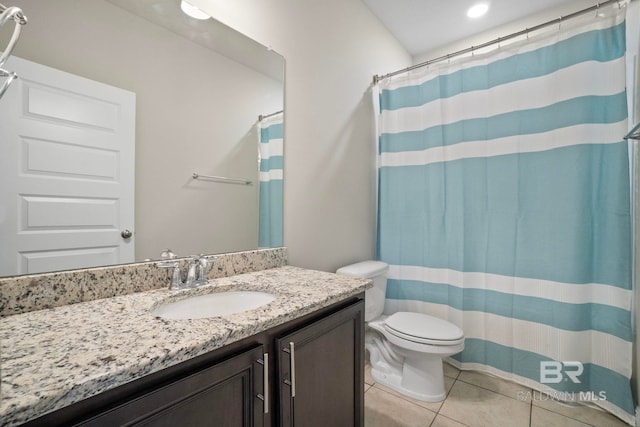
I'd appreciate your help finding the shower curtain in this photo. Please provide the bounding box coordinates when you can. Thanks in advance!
[258,112,283,248]
[375,5,634,423]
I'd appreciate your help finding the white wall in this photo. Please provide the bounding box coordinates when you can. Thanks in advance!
[8,0,284,261]
[192,0,412,272]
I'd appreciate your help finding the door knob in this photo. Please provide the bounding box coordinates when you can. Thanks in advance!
[121,229,133,239]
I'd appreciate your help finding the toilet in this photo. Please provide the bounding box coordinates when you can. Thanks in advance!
[336,260,464,402]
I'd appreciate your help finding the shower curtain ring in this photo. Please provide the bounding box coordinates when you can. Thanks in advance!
[558,16,562,30]
[595,2,600,18]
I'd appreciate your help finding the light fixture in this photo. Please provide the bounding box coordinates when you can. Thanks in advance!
[180,1,210,20]
[467,2,489,19]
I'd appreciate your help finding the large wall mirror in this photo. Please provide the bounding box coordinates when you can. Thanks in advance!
[0,0,284,277]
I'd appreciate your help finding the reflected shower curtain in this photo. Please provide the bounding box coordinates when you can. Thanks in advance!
[258,112,283,248]
[376,7,634,423]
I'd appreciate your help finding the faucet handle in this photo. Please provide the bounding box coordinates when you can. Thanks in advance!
[157,260,183,290]
[157,249,178,267]
[160,248,177,259]
[182,256,199,286]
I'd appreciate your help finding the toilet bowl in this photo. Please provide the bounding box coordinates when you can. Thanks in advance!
[367,312,464,401]
[336,261,464,402]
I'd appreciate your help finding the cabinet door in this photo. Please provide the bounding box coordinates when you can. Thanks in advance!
[276,300,364,427]
[78,345,267,427]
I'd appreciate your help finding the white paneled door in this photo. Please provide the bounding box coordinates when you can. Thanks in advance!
[0,56,136,276]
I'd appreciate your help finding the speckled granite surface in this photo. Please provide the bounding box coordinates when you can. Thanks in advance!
[0,265,371,426]
[0,248,287,317]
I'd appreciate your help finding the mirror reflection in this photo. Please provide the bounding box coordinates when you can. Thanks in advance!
[0,0,284,277]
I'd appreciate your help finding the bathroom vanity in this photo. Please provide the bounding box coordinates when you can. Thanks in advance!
[0,253,371,426]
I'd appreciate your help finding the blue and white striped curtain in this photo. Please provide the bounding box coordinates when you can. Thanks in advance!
[376,6,634,423]
[258,112,284,248]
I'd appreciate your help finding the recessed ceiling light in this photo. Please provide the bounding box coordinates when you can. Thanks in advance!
[467,3,489,19]
[180,1,210,20]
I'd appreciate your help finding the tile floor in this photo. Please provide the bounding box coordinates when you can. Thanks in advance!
[364,362,630,427]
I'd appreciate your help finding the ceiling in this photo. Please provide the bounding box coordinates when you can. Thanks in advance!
[362,0,580,57]
[106,0,283,81]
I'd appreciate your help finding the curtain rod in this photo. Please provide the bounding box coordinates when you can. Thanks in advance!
[373,0,624,84]
[258,110,283,121]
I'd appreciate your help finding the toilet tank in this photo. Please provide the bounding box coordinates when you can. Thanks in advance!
[336,261,388,322]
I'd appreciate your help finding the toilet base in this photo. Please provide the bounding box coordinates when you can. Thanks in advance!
[370,353,447,402]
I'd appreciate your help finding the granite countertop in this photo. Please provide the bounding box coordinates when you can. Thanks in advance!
[0,266,371,426]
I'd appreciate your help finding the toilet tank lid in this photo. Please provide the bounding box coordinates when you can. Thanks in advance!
[336,260,389,278]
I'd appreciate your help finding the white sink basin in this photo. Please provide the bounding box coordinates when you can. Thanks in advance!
[152,291,276,320]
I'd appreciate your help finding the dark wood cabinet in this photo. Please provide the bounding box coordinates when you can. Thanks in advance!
[77,345,266,427]
[24,296,364,427]
[276,301,364,427]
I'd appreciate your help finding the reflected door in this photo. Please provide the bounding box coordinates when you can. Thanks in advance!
[0,56,135,276]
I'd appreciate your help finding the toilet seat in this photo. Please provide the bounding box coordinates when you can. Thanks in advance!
[383,312,464,346]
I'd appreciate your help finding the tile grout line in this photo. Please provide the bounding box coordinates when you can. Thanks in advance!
[454,370,626,426]
[369,382,438,412]
[436,378,474,427]
[454,377,530,403]
[366,368,627,427]
[533,401,624,427]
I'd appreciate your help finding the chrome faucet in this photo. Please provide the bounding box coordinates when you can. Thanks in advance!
[185,256,212,287]
[156,250,214,290]
[197,256,213,283]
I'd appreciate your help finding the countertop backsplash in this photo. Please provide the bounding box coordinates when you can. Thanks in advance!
[0,247,288,317]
